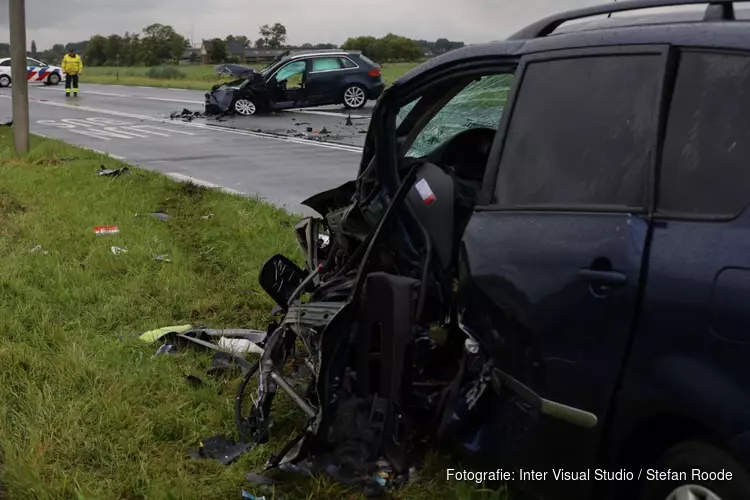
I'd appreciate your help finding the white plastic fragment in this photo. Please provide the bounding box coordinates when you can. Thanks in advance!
[218,337,264,355]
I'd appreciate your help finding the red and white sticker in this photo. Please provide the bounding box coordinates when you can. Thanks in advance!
[415,178,437,206]
[94,225,120,235]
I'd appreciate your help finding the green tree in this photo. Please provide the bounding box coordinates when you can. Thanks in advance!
[341,36,379,59]
[104,34,123,65]
[84,35,108,66]
[30,40,37,56]
[254,38,266,48]
[170,36,188,62]
[140,23,186,65]
[209,38,227,63]
[259,23,287,48]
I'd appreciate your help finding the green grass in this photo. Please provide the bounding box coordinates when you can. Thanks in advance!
[0,130,507,499]
[82,62,419,90]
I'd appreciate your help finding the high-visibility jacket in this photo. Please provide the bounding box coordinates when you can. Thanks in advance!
[61,54,83,75]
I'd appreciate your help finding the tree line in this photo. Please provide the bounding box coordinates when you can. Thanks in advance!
[0,22,464,66]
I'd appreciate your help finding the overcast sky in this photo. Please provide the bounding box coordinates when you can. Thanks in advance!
[0,0,611,50]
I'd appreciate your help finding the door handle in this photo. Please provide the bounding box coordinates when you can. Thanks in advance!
[578,268,627,286]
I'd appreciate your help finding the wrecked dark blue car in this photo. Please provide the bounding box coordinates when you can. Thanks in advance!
[205,50,385,116]
[239,2,750,499]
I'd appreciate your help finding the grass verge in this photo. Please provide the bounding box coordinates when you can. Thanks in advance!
[82,62,418,90]
[0,129,506,500]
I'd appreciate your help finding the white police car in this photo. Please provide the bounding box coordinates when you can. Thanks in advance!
[0,57,63,87]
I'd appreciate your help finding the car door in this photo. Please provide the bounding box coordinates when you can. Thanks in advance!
[458,46,668,500]
[266,59,309,109]
[305,57,345,105]
[27,57,43,82]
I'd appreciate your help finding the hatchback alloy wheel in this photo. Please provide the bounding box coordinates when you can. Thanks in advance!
[343,85,366,109]
[0,75,10,87]
[665,484,723,500]
[234,99,257,116]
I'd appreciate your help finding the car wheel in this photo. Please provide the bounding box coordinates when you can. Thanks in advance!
[0,75,10,87]
[342,84,367,109]
[47,73,61,85]
[234,98,257,116]
[640,441,750,500]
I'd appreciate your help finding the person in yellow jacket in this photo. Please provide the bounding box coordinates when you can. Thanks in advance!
[61,47,83,97]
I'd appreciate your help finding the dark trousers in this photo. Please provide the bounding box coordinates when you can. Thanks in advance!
[65,74,79,94]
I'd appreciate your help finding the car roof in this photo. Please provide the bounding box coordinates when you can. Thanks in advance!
[393,0,750,87]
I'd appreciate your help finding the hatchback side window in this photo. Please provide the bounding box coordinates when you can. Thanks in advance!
[311,58,342,72]
[0,60,10,67]
[495,55,662,209]
[658,51,750,217]
[406,74,514,158]
[340,58,358,69]
[274,61,306,83]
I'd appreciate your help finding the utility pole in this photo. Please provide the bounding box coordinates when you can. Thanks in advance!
[9,0,29,154]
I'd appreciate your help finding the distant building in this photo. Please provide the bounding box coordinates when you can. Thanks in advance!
[181,47,201,63]
[198,39,284,64]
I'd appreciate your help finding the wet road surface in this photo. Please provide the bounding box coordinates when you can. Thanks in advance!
[0,83,371,215]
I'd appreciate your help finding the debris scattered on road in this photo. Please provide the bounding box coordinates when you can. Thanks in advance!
[94,225,119,235]
[345,115,353,126]
[170,108,204,122]
[319,127,330,135]
[306,127,313,133]
[98,166,130,177]
[110,246,128,255]
[187,434,253,465]
[29,245,49,255]
[136,212,170,222]
[152,254,171,262]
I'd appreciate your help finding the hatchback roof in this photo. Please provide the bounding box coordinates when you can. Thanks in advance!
[510,0,750,39]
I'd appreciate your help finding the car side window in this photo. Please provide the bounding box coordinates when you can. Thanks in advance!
[658,51,750,217]
[0,60,10,67]
[340,58,357,69]
[405,74,514,158]
[275,61,306,83]
[311,58,342,72]
[495,55,662,209]
[26,58,38,67]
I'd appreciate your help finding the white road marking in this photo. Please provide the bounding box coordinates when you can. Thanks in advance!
[145,97,203,104]
[289,109,369,119]
[165,173,243,195]
[34,85,370,118]
[34,116,195,141]
[9,95,364,153]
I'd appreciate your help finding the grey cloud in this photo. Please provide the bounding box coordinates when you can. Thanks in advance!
[0,0,613,49]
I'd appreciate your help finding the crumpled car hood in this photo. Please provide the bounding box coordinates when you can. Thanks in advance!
[215,63,258,78]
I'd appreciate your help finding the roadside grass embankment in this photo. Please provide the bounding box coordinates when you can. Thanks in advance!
[0,129,506,500]
[82,62,418,90]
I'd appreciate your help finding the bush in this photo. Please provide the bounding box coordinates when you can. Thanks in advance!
[145,66,186,80]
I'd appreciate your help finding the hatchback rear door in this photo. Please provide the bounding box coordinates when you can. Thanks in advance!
[458,45,669,499]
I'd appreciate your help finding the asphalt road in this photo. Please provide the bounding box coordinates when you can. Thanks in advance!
[0,82,373,215]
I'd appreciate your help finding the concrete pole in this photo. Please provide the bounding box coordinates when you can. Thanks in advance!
[9,0,29,154]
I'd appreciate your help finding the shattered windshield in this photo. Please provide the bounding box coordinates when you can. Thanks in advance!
[405,73,514,158]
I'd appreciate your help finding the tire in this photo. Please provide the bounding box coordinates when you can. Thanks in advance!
[342,84,367,109]
[0,75,10,88]
[47,73,61,85]
[233,97,257,116]
[640,441,750,500]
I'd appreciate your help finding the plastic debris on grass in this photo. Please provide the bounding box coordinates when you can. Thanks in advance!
[136,212,170,222]
[152,254,171,262]
[29,245,49,255]
[110,246,128,255]
[94,225,119,235]
[97,166,130,177]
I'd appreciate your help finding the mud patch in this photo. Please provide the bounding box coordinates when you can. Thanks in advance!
[0,189,26,218]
